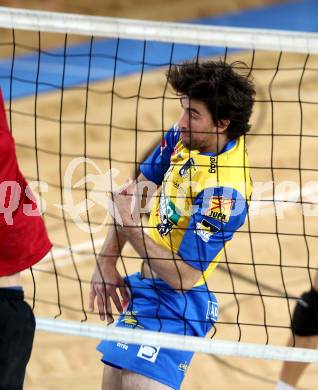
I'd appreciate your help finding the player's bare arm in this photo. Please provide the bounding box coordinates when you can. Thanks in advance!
[113,180,201,291]
[89,172,158,322]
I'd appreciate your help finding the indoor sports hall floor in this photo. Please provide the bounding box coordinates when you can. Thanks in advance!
[0,0,318,389]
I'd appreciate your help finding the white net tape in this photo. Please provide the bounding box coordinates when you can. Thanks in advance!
[0,6,318,53]
[37,317,318,362]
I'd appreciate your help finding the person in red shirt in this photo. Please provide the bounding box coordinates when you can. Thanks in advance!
[0,88,52,389]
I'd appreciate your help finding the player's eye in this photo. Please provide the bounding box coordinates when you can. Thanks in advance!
[190,112,200,120]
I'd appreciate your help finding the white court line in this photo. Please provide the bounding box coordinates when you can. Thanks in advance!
[33,237,105,272]
[43,237,105,262]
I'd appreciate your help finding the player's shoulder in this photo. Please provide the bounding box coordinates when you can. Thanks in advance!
[197,185,248,228]
[223,136,247,161]
[166,123,181,144]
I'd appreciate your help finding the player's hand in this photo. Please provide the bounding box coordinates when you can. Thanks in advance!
[89,263,130,324]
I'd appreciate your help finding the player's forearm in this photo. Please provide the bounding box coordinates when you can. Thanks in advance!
[97,173,153,268]
[120,225,200,291]
[97,224,126,267]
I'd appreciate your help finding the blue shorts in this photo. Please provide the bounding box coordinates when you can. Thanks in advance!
[97,272,218,390]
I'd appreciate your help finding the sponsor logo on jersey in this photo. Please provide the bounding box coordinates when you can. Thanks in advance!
[179,157,196,178]
[178,361,189,372]
[120,311,144,329]
[157,193,181,236]
[171,146,178,158]
[194,219,219,242]
[172,181,187,195]
[157,217,173,236]
[204,196,234,222]
[137,345,160,363]
[159,195,181,225]
[116,342,128,351]
[160,139,167,155]
[206,300,218,321]
[208,156,217,173]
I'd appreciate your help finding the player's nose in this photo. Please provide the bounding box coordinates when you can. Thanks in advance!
[178,110,189,130]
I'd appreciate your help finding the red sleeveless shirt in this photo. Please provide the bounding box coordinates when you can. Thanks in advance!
[0,89,52,276]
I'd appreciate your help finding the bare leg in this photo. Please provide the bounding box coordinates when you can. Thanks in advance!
[122,370,174,390]
[102,364,122,390]
[279,334,318,387]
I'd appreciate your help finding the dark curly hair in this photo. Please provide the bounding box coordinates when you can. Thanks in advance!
[167,60,255,140]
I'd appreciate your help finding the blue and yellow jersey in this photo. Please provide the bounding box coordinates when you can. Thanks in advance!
[140,124,252,287]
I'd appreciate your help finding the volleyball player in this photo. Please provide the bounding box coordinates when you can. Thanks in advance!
[89,60,255,390]
[0,88,52,389]
[276,270,318,390]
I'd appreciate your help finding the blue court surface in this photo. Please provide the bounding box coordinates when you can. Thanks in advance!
[0,0,317,101]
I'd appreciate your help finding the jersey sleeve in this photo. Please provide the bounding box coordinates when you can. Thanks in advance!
[139,126,180,185]
[177,186,248,272]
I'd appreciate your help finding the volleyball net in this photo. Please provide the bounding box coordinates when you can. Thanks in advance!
[1,6,318,362]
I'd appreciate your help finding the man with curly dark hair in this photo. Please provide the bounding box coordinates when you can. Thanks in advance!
[90,59,255,390]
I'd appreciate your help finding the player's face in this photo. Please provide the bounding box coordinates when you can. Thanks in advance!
[178,96,229,153]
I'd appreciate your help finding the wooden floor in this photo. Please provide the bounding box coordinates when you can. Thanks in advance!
[1,1,317,389]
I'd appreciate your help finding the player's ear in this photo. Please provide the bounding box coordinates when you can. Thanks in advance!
[217,119,230,133]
